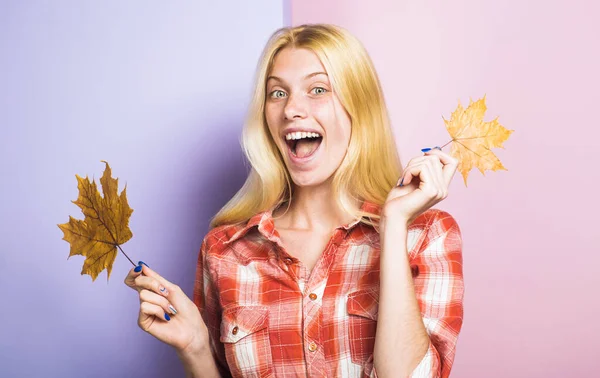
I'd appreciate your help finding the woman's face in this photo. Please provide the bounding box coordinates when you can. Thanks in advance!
[265,47,352,188]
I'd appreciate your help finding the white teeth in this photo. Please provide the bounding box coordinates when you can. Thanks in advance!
[285,131,322,140]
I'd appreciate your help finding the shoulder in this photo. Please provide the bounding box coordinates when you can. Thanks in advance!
[201,222,245,256]
[407,208,462,259]
[199,219,269,266]
[410,208,461,234]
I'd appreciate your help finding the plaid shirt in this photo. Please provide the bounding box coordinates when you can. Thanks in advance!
[193,200,464,378]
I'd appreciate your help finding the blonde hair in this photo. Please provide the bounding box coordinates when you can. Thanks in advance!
[209,23,402,229]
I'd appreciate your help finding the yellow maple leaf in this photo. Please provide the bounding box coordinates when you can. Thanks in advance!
[58,161,134,281]
[443,96,514,186]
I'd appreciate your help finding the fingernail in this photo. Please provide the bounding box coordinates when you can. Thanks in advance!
[160,286,169,295]
[134,265,142,273]
[434,146,442,150]
[138,261,149,268]
[397,177,405,187]
[164,312,171,321]
[168,305,178,315]
[421,147,432,153]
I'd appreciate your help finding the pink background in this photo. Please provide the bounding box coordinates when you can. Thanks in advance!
[290,0,600,376]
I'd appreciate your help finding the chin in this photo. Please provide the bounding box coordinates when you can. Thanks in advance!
[290,171,334,188]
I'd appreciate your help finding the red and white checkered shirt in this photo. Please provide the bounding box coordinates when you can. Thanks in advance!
[193,200,464,378]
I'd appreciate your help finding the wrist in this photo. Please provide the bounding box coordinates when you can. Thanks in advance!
[176,334,220,378]
[176,331,210,360]
[380,214,410,233]
[379,215,410,260]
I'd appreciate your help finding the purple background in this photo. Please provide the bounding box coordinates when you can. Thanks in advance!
[0,2,284,377]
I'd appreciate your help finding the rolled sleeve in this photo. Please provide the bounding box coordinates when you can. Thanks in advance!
[408,341,441,378]
[408,210,465,378]
[193,236,231,378]
[368,341,440,378]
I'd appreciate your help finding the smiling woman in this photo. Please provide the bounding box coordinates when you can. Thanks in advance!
[125,23,464,378]
[194,23,464,378]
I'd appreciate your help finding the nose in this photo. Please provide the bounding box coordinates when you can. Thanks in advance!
[283,93,308,121]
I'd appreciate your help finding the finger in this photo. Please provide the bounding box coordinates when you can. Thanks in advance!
[423,148,458,187]
[134,275,170,297]
[136,265,185,308]
[398,162,419,187]
[124,264,144,290]
[138,263,172,291]
[139,289,178,316]
[421,154,444,191]
[138,301,171,331]
[401,161,435,189]
[424,155,446,197]
[397,156,428,186]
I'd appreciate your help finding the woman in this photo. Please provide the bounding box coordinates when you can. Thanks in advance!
[125,24,464,378]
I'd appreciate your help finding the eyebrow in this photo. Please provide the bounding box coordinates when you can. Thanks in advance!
[266,71,328,83]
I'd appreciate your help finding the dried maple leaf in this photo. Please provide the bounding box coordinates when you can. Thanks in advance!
[443,96,514,186]
[58,161,134,281]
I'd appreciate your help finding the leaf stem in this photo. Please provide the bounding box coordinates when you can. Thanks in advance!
[440,140,453,149]
[117,244,136,267]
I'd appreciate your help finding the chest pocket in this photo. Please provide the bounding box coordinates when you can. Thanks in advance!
[220,305,273,378]
[347,288,379,365]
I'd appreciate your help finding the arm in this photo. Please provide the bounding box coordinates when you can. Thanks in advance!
[177,342,221,378]
[179,237,231,378]
[373,211,464,378]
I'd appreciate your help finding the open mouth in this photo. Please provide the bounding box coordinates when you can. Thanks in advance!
[285,135,323,159]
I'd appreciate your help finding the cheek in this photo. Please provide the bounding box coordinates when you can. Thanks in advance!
[318,102,351,143]
[264,103,277,122]
[264,105,281,134]
[311,97,332,114]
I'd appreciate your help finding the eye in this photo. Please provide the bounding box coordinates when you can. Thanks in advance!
[311,87,328,95]
[269,90,287,99]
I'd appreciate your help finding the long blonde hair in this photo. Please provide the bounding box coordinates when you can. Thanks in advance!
[209,23,402,229]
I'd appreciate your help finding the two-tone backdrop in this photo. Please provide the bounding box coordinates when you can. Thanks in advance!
[1,1,598,377]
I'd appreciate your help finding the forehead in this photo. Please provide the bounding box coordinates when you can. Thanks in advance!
[268,47,328,81]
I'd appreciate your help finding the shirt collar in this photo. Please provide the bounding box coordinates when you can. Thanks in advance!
[222,199,382,247]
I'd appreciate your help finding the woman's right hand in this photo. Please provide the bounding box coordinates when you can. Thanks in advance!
[124,261,209,355]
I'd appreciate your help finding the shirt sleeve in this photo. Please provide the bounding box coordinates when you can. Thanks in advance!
[193,236,232,378]
[407,210,465,378]
[364,210,464,378]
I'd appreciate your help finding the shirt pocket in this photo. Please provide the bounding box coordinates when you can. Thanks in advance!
[220,305,273,378]
[347,288,379,365]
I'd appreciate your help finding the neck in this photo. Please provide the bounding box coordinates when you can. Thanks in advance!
[273,181,360,233]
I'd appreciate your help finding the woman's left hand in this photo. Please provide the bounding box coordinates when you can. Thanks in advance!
[382,147,459,227]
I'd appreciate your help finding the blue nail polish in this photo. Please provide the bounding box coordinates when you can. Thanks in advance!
[138,261,149,268]
[421,148,432,152]
[164,313,171,321]
[134,265,142,273]
[399,177,405,187]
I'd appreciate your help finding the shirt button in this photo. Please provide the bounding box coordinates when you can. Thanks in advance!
[308,342,318,352]
[309,293,317,301]
[232,326,239,335]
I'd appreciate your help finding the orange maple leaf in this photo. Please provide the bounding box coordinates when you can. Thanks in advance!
[58,161,134,281]
[443,96,514,186]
